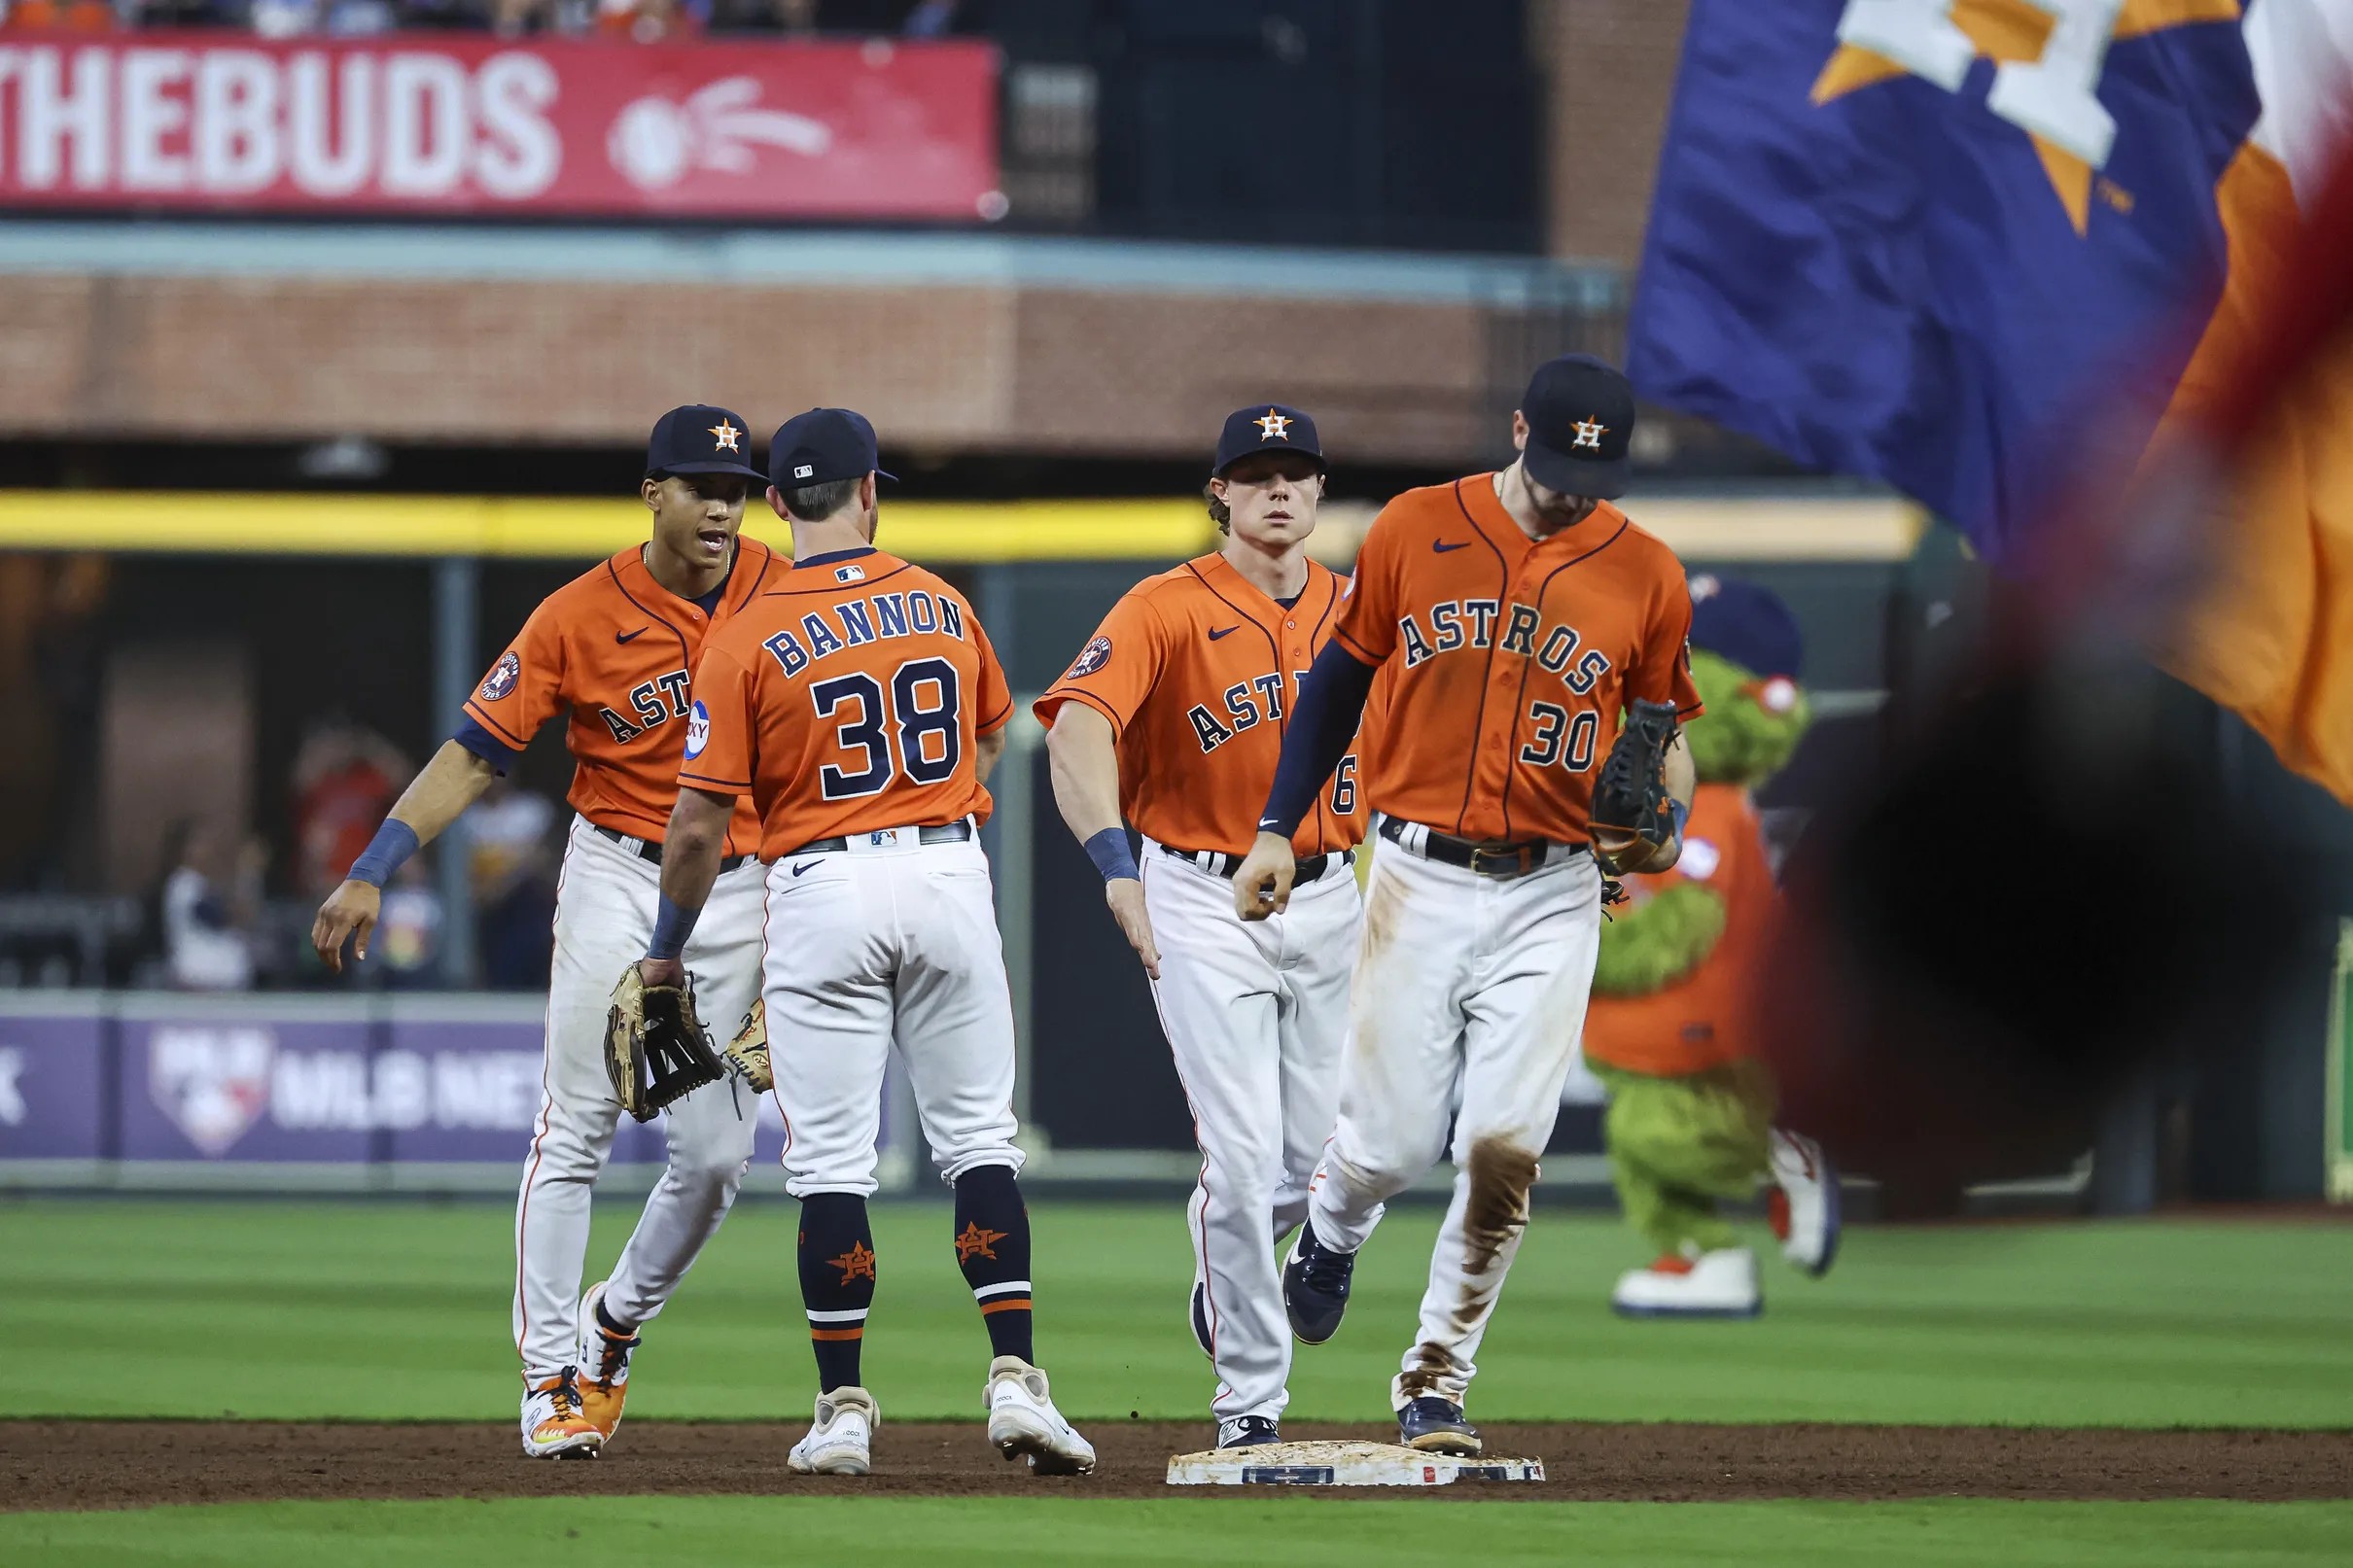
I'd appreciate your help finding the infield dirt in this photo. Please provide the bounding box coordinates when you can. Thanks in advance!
[8,1420,2349,1511]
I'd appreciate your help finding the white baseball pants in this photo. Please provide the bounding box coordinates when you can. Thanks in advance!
[1141,842,1359,1424]
[762,826,1023,1198]
[513,816,767,1382]
[1307,824,1602,1411]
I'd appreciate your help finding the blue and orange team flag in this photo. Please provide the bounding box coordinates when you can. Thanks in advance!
[1629,0,2353,804]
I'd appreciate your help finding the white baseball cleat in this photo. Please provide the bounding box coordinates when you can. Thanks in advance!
[984,1356,1097,1476]
[1611,1244,1762,1318]
[519,1366,604,1459]
[787,1386,879,1476]
[1767,1128,1842,1276]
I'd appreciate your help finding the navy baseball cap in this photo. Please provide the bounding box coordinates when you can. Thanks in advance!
[647,404,765,481]
[769,407,897,491]
[1689,575,1806,679]
[1519,355,1634,501]
[1213,404,1325,477]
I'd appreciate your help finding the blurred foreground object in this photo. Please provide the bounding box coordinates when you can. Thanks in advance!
[1629,0,2353,1194]
[1633,0,2349,806]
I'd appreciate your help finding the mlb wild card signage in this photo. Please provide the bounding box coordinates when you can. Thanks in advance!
[0,995,816,1176]
[0,35,999,219]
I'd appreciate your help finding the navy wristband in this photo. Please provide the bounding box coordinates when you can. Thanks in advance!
[648,893,701,961]
[347,819,420,889]
[1083,827,1140,883]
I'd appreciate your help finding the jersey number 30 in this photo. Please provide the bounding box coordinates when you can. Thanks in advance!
[811,657,962,800]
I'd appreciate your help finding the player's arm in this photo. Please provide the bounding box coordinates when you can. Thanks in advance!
[1233,640,1379,921]
[633,784,736,987]
[310,740,500,973]
[970,614,1016,789]
[1044,704,1160,979]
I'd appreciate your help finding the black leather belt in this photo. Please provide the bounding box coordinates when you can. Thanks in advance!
[787,820,973,857]
[593,823,750,875]
[1160,844,1352,883]
[1377,817,1585,879]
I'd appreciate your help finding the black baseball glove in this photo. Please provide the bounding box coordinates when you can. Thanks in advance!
[1590,698,1683,877]
[605,964,724,1122]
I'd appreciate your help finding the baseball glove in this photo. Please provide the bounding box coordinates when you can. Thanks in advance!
[1590,698,1683,877]
[720,996,772,1095]
[605,964,723,1123]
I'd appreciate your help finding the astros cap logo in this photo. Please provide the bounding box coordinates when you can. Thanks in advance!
[1571,418,1608,451]
[708,419,742,453]
[1255,409,1291,441]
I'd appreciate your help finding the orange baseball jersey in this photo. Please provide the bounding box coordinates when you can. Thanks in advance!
[679,547,1014,858]
[1335,475,1701,845]
[1582,783,1774,1077]
[461,539,781,856]
[1031,552,1365,858]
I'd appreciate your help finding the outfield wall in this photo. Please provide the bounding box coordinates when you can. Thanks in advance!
[0,992,914,1196]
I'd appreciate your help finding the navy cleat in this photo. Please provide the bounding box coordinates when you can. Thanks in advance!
[1282,1222,1355,1344]
[1397,1396,1481,1456]
[1216,1415,1281,1449]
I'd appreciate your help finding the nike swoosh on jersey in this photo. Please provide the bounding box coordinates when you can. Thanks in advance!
[1208,625,1240,641]
[791,859,822,876]
[1432,540,1471,554]
[615,628,648,644]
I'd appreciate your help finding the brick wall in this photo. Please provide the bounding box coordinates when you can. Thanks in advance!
[1529,0,1692,264]
[0,273,1502,467]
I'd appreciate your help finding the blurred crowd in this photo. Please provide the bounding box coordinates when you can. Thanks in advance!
[0,0,978,40]
[135,716,565,993]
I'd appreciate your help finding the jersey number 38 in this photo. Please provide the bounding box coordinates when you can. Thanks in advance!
[811,657,962,800]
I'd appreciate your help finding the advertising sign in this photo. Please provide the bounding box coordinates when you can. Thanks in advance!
[0,35,999,219]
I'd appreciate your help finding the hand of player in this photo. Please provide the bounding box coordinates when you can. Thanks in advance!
[1231,831,1297,922]
[310,880,381,974]
[635,956,687,990]
[1104,877,1161,979]
[1595,825,1680,876]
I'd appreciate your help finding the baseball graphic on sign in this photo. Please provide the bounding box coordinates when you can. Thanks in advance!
[608,78,834,192]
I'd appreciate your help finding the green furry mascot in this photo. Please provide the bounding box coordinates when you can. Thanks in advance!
[1581,576,1842,1317]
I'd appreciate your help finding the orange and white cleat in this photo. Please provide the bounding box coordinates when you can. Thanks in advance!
[576,1281,640,1441]
[520,1366,604,1459]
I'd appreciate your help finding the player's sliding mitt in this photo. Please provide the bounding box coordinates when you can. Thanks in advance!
[1590,698,1683,877]
[720,997,772,1095]
[605,964,724,1123]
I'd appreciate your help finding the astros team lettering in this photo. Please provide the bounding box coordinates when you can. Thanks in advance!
[1186,669,1308,752]
[760,589,964,679]
[597,668,693,744]
[1395,599,1614,693]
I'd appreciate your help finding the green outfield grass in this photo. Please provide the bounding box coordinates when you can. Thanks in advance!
[5,1497,2352,1568]
[2,1197,2349,1427]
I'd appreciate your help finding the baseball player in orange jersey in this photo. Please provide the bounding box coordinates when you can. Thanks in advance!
[1233,356,1702,1455]
[311,406,778,1460]
[629,407,1094,1479]
[1036,404,1365,1451]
